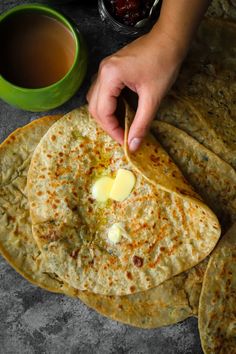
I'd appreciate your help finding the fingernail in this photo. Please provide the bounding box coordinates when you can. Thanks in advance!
[129,138,141,152]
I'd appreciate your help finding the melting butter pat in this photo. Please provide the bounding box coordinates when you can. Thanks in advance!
[108,223,122,244]
[108,223,130,244]
[92,176,114,202]
[109,169,135,202]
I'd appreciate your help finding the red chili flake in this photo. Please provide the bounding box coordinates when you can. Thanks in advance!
[13,225,19,236]
[51,135,56,141]
[133,255,143,267]
[150,154,160,164]
[130,285,136,293]
[43,231,59,241]
[126,271,133,280]
[70,248,80,259]
[87,167,95,175]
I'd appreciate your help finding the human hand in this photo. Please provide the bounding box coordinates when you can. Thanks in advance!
[87,29,185,151]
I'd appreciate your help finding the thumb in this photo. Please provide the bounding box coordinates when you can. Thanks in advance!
[128,90,160,152]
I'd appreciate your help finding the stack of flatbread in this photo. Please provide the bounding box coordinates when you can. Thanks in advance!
[0,17,235,354]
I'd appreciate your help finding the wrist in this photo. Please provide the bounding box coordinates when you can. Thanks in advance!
[149,0,210,61]
[147,23,188,64]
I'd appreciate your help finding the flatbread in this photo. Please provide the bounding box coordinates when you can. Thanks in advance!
[207,0,236,20]
[0,115,206,328]
[78,259,208,328]
[157,19,236,169]
[0,116,75,294]
[27,104,220,296]
[187,18,236,74]
[151,121,236,230]
[199,223,236,354]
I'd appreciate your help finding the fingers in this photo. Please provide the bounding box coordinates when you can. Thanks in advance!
[128,89,160,152]
[87,60,125,145]
[86,78,99,115]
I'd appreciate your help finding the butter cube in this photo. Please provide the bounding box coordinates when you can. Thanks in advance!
[109,169,135,202]
[108,222,131,244]
[92,176,114,202]
[108,223,122,244]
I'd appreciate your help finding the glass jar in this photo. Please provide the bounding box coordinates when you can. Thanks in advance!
[98,0,162,37]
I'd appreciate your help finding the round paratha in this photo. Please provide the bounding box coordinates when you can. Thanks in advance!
[151,121,236,230]
[158,19,236,169]
[27,104,220,296]
[0,116,73,294]
[199,223,236,354]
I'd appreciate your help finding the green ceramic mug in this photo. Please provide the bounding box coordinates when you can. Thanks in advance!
[0,4,87,112]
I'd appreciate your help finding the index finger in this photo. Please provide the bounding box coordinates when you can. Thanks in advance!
[96,78,125,145]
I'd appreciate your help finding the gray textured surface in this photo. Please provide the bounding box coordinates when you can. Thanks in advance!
[0,1,203,353]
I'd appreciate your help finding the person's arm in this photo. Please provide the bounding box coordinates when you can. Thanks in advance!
[87,0,211,152]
